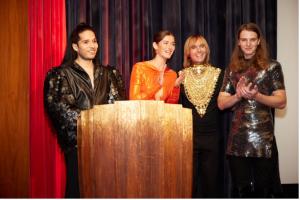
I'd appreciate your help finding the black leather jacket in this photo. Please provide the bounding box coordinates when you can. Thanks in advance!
[44,62,126,152]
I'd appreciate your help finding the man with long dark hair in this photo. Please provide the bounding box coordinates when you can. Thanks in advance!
[218,23,286,198]
[44,23,126,198]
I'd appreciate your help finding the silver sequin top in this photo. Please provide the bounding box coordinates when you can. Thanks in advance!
[221,60,285,158]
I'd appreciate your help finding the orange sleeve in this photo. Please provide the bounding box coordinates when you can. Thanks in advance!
[165,86,180,104]
[160,69,178,102]
[129,63,161,100]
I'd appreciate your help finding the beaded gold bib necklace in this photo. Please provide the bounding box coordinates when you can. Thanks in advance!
[183,64,221,117]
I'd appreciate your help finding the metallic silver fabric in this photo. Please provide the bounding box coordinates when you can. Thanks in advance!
[221,60,285,158]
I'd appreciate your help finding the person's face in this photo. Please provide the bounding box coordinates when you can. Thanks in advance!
[72,30,98,61]
[188,39,207,65]
[238,30,260,59]
[153,35,176,60]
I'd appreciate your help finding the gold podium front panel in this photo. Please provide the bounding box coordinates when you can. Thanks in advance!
[78,100,192,198]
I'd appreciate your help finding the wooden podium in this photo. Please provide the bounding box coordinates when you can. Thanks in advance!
[77,100,193,198]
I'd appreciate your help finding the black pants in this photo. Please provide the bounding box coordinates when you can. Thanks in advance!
[64,148,80,198]
[228,140,282,198]
[192,134,219,198]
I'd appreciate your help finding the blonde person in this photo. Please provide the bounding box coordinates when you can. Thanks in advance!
[180,35,223,198]
[218,23,286,198]
[129,30,184,102]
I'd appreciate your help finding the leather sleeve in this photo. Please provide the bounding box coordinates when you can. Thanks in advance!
[108,66,127,102]
[44,67,80,152]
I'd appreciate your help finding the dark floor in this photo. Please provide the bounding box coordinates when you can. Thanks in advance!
[282,184,298,198]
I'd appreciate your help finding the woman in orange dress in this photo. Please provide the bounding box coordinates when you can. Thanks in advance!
[129,30,184,103]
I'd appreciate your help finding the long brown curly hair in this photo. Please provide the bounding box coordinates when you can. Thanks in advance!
[229,23,269,72]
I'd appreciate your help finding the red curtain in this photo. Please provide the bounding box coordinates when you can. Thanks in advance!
[29,0,66,198]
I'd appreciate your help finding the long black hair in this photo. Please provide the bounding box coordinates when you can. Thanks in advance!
[61,22,100,66]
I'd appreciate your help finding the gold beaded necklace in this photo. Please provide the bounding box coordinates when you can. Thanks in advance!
[183,64,221,117]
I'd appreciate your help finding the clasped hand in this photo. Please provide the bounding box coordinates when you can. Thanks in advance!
[174,70,185,87]
[155,71,185,100]
[236,76,258,100]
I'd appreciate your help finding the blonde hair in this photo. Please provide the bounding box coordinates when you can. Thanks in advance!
[183,35,210,68]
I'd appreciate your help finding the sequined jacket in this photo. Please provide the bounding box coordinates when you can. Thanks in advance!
[129,61,180,103]
[44,62,126,152]
[221,60,285,158]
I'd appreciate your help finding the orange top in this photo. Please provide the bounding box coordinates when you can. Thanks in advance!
[129,61,180,104]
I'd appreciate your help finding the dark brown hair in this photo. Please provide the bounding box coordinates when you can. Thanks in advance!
[152,30,175,56]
